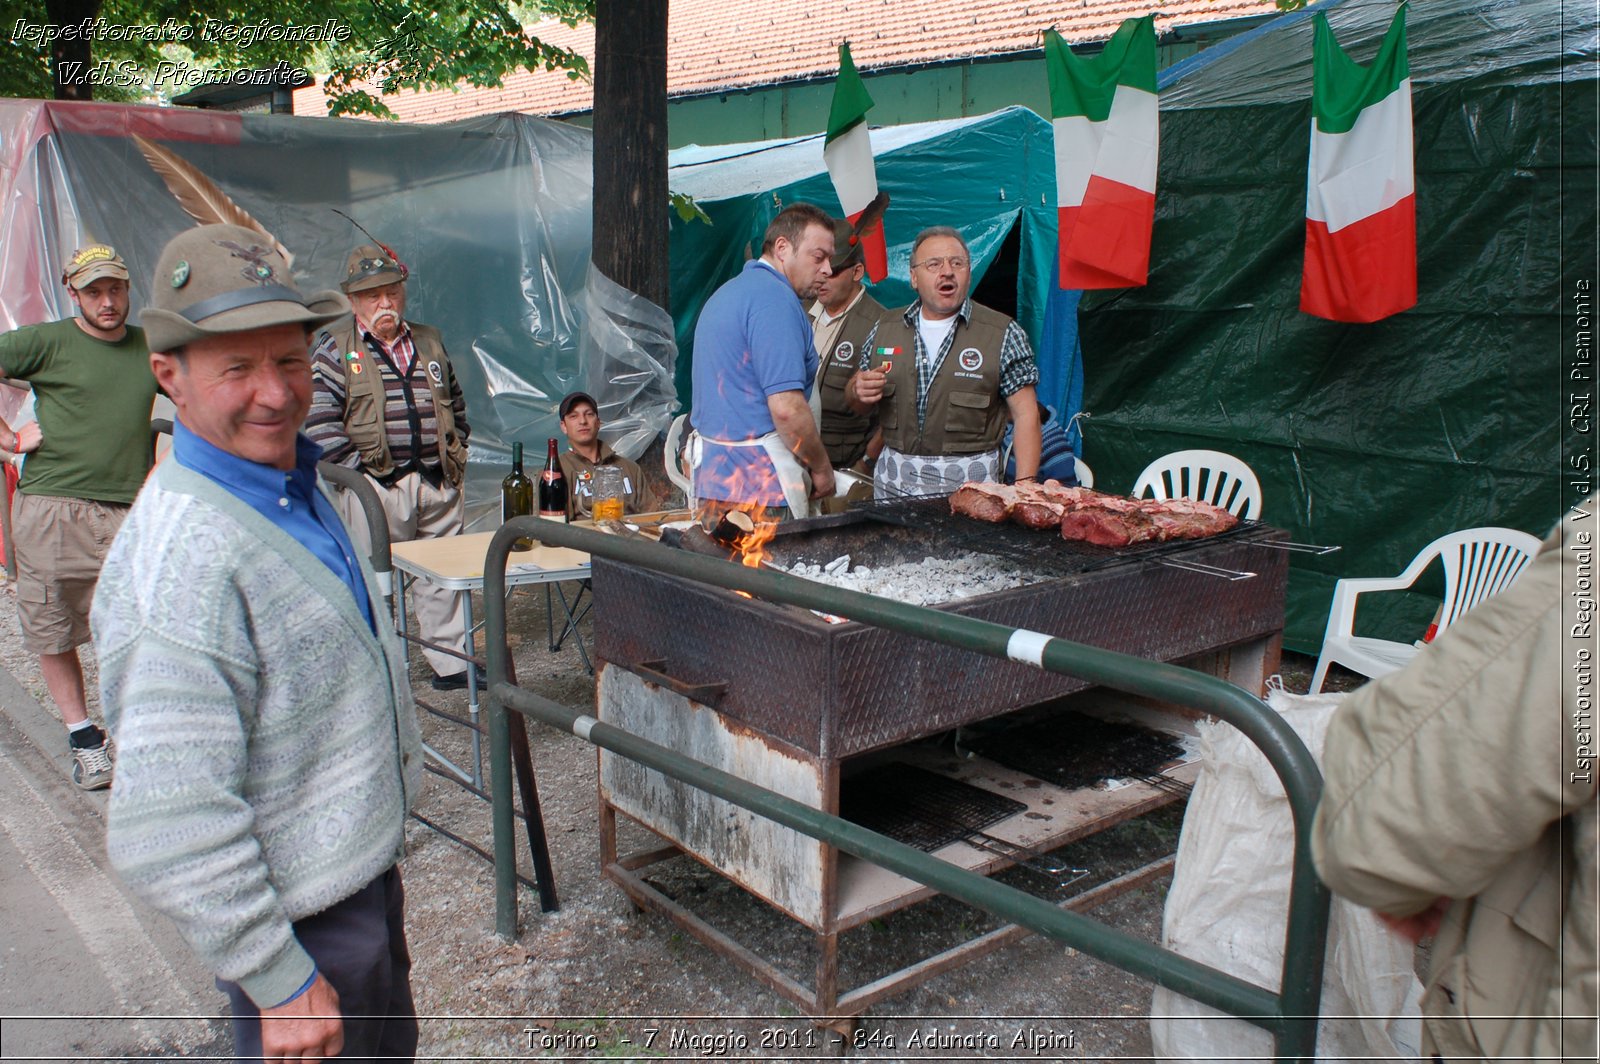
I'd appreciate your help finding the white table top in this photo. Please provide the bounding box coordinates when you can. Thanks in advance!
[390,530,590,591]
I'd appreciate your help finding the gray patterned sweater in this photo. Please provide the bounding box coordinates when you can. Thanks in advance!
[93,460,423,1008]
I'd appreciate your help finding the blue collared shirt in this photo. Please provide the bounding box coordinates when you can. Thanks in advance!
[171,420,374,630]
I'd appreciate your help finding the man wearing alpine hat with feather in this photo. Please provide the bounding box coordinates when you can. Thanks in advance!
[305,238,475,692]
[93,222,423,1062]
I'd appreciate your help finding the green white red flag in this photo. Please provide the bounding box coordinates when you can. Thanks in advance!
[1301,7,1416,322]
[823,43,887,282]
[1045,18,1159,290]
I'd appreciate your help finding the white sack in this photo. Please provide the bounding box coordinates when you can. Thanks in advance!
[1149,683,1424,1062]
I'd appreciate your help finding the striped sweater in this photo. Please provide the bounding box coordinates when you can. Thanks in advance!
[92,461,423,1008]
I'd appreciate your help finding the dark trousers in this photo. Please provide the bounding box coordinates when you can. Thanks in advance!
[221,865,417,1063]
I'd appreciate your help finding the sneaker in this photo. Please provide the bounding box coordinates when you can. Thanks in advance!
[71,737,114,791]
[430,666,488,692]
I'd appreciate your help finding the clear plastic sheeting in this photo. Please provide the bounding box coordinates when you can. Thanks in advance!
[0,99,676,530]
[574,264,678,461]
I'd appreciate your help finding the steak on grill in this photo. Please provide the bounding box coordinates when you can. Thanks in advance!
[949,482,1019,523]
[1059,506,1162,547]
[1010,480,1095,529]
[950,480,1242,548]
[1144,497,1239,539]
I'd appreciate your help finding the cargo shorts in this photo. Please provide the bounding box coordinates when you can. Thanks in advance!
[11,493,128,655]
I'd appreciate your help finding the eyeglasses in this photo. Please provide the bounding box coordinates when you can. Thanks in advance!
[912,256,969,272]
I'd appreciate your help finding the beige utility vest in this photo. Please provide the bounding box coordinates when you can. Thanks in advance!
[868,304,1011,455]
[815,291,886,467]
[326,318,467,486]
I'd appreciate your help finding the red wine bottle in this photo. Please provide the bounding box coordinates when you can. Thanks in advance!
[538,437,568,521]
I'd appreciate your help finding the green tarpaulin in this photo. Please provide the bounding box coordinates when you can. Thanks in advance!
[1082,0,1595,651]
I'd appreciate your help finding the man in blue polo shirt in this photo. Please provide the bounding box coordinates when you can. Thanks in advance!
[691,202,837,520]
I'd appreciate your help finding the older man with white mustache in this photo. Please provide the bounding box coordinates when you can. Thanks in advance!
[306,243,475,691]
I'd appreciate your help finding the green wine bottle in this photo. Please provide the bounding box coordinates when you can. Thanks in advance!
[501,441,535,550]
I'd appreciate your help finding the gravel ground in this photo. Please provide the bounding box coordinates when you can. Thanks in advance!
[0,532,1365,1062]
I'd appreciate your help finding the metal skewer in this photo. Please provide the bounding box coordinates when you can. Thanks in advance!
[1155,557,1257,581]
[1253,540,1342,555]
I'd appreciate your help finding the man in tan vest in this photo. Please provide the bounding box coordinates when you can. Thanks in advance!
[847,226,1041,497]
[809,216,886,474]
[307,244,473,690]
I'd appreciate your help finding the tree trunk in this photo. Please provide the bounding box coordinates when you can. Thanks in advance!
[591,0,669,309]
[45,0,102,101]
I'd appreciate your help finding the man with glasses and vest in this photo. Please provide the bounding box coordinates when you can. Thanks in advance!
[307,244,474,691]
[848,226,1041,498]
[810,216,886,477]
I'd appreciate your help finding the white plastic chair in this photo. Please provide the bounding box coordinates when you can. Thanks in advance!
[1309,526,1543,693]
[1132,449,1262,519]
[663,412,692,497]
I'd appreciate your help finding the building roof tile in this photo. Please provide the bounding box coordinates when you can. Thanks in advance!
[296,0,1279,123]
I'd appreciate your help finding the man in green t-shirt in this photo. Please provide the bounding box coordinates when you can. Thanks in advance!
[0,245,157,789]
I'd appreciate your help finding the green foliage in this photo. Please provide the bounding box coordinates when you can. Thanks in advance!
[0,0,594,114]
[668,189,711,226]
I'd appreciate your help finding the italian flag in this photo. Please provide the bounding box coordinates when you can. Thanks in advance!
[824,43,887,282]
[1301,8,1416,323]
[1046,18,1159,290]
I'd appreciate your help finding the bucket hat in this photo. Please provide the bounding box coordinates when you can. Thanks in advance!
[142,224,349,351]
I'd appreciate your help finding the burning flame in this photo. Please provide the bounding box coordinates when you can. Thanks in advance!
[694,457,786,593]
[734,507,777,567]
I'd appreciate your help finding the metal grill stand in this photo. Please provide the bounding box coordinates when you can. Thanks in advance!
[592,510,1289,1019]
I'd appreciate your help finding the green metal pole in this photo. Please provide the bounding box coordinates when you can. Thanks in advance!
[483,518,1331,1058]
[484,534,518,940]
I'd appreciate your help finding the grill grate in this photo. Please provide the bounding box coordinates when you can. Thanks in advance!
[841,763,1026,852]
[841,495,1258,579]
[969,713,1188,791]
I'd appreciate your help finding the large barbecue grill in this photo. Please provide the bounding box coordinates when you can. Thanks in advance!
[591,505,1289,1017]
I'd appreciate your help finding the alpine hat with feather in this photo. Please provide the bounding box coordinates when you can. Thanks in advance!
[143,224,350,352]
[340,243,408,294]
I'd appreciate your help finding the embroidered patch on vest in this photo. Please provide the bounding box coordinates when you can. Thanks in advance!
[427,360,443,384]
[350,362,364,375]
[833,340,855,364]
[958,348,984,372]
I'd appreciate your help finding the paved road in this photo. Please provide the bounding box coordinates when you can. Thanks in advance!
[0,665,229,1062]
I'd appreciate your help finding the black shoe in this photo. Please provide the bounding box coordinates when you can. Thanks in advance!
[430,667,487,691]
